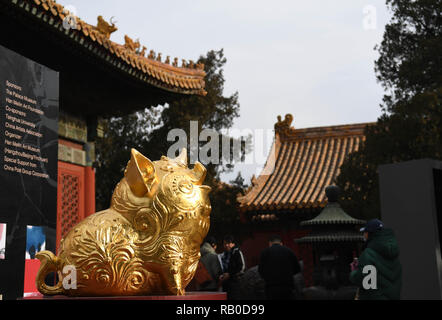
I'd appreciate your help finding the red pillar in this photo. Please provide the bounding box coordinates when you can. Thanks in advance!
[84,166,96,217]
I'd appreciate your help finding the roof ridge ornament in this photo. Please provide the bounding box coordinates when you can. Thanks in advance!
[124,35,140,52]
[274,114,296,139]
[325,185,340,203]
[139,46,147,57]
[196,62,205,70]
[29,0,207,94]
[95,15,118,39]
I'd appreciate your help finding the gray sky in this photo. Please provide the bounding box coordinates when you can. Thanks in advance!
[58,0,391,183]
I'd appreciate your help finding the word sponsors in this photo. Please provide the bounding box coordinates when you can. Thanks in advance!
[2,80,49,179]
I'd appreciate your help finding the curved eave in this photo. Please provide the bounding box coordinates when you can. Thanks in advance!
[8,0,206,96]
[237,119,375,217]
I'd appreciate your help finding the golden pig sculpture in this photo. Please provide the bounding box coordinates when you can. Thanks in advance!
[35,148,211,296]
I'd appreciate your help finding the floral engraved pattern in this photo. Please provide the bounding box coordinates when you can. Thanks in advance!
[70,217,149,294]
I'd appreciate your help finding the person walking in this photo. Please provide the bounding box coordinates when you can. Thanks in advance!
[198,236,223,291]
[349,219,402,300]
[258,234,301,300]
[219,235,245,300]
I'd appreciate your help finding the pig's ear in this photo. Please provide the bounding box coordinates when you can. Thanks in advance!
[192,161,207,185]
[124,148,158,197]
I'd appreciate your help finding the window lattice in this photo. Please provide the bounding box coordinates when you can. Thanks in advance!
[60,173,80,239]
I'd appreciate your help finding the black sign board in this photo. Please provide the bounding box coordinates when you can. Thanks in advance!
[379,159,442,299]
[0,44,58,300]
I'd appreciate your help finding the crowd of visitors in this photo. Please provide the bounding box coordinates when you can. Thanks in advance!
[194,219,401,300]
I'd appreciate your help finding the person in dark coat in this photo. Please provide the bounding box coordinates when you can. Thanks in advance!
[349,219,402,300]
[258,235,301,300]
[219,235,245,300]
[199,236,223,291]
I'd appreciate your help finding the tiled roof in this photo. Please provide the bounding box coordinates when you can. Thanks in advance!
[7,0,206,95]
[238,114,374,213]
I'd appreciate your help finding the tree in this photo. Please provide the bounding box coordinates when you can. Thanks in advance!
[208,172,249,240]
[95,49,249,236]
[142,49,246,186]
[337,0,442,220]
[94,109,159,209]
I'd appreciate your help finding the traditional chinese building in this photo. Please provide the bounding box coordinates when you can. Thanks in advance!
[0,0,206,298]
[237,114,373,286]
[1,0,206,243]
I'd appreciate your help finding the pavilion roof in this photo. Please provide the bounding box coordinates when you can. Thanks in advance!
[295,231,364,243]
[300,203,366,226]
[237,114,374,214]
[6,0,206,96]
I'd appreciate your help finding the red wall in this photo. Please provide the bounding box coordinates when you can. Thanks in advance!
[56,161,95,252]
[240,227,314,286]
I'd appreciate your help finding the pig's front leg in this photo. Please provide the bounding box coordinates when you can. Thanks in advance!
[144,260,185,295]
[162,261,185,295]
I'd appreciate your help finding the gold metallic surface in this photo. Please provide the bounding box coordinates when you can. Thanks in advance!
[36,148,211,296]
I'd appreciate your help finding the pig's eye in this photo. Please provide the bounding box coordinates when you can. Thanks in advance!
[164,174,200,211]
[178,180,193,194]
[169,175,195,197]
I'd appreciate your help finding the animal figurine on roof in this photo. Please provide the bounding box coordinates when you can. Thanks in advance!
[124,35,141,52]
[95,15,117,39]
[139,46,147,57]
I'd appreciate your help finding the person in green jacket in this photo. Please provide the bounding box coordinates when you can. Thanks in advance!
[350,219,402,300]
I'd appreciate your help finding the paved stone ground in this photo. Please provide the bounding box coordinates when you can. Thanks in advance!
[239,266,266,300]
[238,266,358,300]
[303,286,358,300]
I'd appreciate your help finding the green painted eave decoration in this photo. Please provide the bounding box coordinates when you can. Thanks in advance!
[301,203,366,226]
[296,231,365,243]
